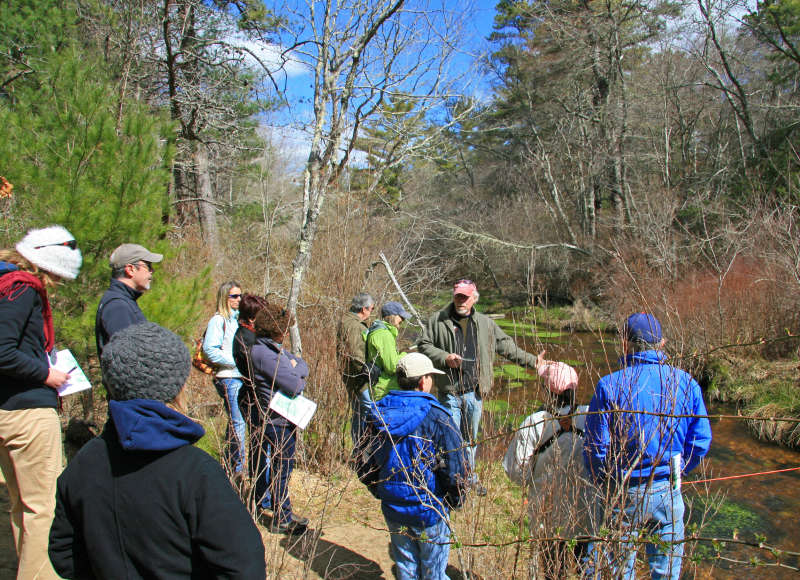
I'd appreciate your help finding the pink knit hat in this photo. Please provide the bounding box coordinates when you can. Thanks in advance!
[538,361,578,394]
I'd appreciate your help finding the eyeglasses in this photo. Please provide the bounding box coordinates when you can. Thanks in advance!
[455,278,474,286]
[34,240,77,250]
[228,294,242,299]
[131,261,153,272]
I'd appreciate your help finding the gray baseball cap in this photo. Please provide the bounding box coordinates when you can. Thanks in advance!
[109,243,164,269]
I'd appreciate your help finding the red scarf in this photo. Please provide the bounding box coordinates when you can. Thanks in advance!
[240,320,254,332]
[0,271,55,352]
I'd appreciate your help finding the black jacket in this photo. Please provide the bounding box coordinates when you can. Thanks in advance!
[232,326,256,385]
[95,279,147,357]
[49,400,266,579]
[0,266,57,410]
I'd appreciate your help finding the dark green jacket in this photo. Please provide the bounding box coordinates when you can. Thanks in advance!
[417,304,538,397]
[337,311,369,396]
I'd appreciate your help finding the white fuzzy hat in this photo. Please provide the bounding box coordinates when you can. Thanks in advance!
[16,225,82,280]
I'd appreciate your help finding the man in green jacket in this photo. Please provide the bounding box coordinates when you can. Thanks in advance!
[417,279,539,495]
[337,293,374,444]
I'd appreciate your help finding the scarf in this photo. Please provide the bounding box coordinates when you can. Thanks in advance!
[0,269,55,352]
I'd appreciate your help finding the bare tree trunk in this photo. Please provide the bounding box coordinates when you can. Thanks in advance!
[194,143,218,251]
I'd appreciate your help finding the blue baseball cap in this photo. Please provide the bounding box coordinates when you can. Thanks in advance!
[381,301,411,320]
[624,313,662,344]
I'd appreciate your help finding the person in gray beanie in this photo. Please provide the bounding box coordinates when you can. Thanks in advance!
[49,322,266,579]
[0,224,81,580]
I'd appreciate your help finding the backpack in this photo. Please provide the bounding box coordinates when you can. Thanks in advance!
[192,331,216,375]
[191,317,228,375]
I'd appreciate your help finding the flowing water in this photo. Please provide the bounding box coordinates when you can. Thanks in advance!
[479,324,800,578]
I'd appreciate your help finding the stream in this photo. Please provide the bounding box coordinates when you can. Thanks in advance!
[477,323,800,578]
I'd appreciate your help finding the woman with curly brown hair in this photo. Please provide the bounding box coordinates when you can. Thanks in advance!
[250,302,310,535]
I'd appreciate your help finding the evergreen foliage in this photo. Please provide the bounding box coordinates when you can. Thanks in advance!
[1,2,209,361]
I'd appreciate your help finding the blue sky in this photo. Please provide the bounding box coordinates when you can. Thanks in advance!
[237,0,502,168]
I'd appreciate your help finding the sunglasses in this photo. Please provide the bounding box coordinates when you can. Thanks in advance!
[455,278,474,286]
[130,261,153,272]
[229,294,242,299]
[34,240,77,250]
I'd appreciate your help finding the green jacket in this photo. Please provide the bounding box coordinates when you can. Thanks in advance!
[417,304,538,397]
[366,320,405,401]
[337,311,369,396]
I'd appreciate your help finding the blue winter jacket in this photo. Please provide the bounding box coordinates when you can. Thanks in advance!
[365,390,468,527]
[583,350,712,484]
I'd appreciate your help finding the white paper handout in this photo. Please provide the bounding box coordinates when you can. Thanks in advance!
[51,349,93,396]
[269,391,317,429]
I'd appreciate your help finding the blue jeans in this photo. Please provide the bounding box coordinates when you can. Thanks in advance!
[350,387,372,446]
[263,423,297,525]
[249,427,272,511]
[386,517,451,580]
[216,377,246,473]
[585,481,684,580]
[441,391,482,479]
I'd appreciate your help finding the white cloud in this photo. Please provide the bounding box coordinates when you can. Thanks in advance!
[227,34,309,79]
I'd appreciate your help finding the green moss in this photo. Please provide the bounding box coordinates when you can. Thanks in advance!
[494,363,538,382]
[484,400,510,414]
[688,496,768,540]
[494,318,538,338]
[561,359,585,367]
[535,330,562,339]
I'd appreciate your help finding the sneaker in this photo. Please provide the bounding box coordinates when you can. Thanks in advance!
[271,514,309,535]
[290,514,310,526]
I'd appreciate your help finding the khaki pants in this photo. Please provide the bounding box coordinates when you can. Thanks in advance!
[0,408,62,579]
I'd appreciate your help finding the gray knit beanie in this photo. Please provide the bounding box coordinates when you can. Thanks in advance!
[101,322,190,402]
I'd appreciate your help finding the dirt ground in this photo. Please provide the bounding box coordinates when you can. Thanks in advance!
[257,468,475,579]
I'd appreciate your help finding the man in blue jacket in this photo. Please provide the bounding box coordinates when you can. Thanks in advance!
[583,313,712,580]
[95,243,163,357]
[359,353,468,580]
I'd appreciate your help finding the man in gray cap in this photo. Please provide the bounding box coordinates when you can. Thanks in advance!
[95,243,163,356]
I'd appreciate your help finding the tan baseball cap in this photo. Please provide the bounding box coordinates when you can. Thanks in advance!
[109,243,163,269]
[396,353,445,378]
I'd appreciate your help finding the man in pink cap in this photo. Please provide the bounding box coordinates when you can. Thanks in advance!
[417,278,540,495]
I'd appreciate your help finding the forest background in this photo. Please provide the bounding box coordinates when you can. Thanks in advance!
[2,0,800,574]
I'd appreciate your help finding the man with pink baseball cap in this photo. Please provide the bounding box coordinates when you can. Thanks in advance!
[417,278,540,496]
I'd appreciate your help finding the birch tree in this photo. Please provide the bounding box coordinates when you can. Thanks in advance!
[275,0,472,351]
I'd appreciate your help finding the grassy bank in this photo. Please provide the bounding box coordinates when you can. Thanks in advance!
[702,356,800,449]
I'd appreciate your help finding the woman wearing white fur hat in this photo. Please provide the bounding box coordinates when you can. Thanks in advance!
[0,225,81,579]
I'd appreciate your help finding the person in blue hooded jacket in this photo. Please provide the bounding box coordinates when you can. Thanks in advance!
[49,322,265,579]
[583,313,712,580]
[359,352,468,580]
